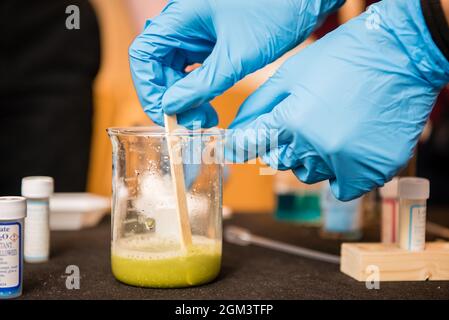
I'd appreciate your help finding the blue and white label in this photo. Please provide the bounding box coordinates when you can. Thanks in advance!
[408,205,426,251]
[0,223,21,288]
[25,200,50,260]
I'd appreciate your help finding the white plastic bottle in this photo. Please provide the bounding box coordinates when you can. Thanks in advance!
[22,176,54,263]
[0,197,26,299]
[398,177,430,251]
[379,178,399,244]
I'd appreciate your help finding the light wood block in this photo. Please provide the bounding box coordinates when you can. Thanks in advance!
[341,242,449,282]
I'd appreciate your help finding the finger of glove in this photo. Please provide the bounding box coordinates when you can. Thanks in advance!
[130,57,184,126]
[225,95,295,163]
[129,2,215,126]
[229,72,288,129]
[130,1,214,68]
[259,137,333,184]
[177,103,219,129]
[292,157,333,184]
[162,42,239,115]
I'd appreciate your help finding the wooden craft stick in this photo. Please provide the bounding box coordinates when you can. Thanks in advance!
[164,114,192,250]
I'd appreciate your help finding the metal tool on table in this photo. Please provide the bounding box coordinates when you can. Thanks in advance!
[427,222,449,239]
[224,226,340,264]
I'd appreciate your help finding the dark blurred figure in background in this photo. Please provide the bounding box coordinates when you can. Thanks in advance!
[0,0,100,194]
[315,0,449,205]
[418,88,449,205]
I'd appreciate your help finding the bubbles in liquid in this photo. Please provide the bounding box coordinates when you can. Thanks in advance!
[111,234,222,288]
[112,234,220,261]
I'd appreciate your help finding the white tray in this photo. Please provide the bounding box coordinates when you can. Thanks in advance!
[50,193,110,230]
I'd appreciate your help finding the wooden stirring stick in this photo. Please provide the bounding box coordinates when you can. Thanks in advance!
[164,114,192,251]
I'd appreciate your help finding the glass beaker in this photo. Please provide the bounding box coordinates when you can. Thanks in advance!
[107,127,223,288]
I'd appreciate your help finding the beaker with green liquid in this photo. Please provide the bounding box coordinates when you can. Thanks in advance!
[108,127,224,288]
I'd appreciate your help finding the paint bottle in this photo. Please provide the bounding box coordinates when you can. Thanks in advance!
[398,178,430,251]
[0,197,26,299]
[379,178,399,244]
[274,171,322,225]
[22,176,54,263]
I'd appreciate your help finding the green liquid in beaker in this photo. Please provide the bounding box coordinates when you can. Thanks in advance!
[111,235,221,288]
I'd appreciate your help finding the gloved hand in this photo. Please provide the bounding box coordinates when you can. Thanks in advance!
[227,0,449,200]
[129,0,344,128]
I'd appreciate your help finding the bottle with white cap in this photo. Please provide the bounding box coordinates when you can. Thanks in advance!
[379,177,399,244]
[398,177,430,251]
[21,176,54,263]
[0,196,26,299]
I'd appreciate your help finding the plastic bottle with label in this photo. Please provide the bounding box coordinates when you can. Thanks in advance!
[22,176,54,263]
[0,196,26,299]
[379,178,399,244]
[398,177,430,251]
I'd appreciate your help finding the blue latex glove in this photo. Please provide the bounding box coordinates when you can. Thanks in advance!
[129,0,344,128]
[228,0,449,200]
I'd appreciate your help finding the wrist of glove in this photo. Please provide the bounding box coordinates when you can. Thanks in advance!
[382,0,449,87]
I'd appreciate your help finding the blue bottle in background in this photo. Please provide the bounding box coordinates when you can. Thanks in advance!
[274,171,322,225]
[320,184,363,240]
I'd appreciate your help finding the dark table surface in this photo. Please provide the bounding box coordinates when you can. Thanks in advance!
[20,209,449,300]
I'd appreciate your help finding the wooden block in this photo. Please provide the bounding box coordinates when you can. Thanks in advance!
[341,242,449,282]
